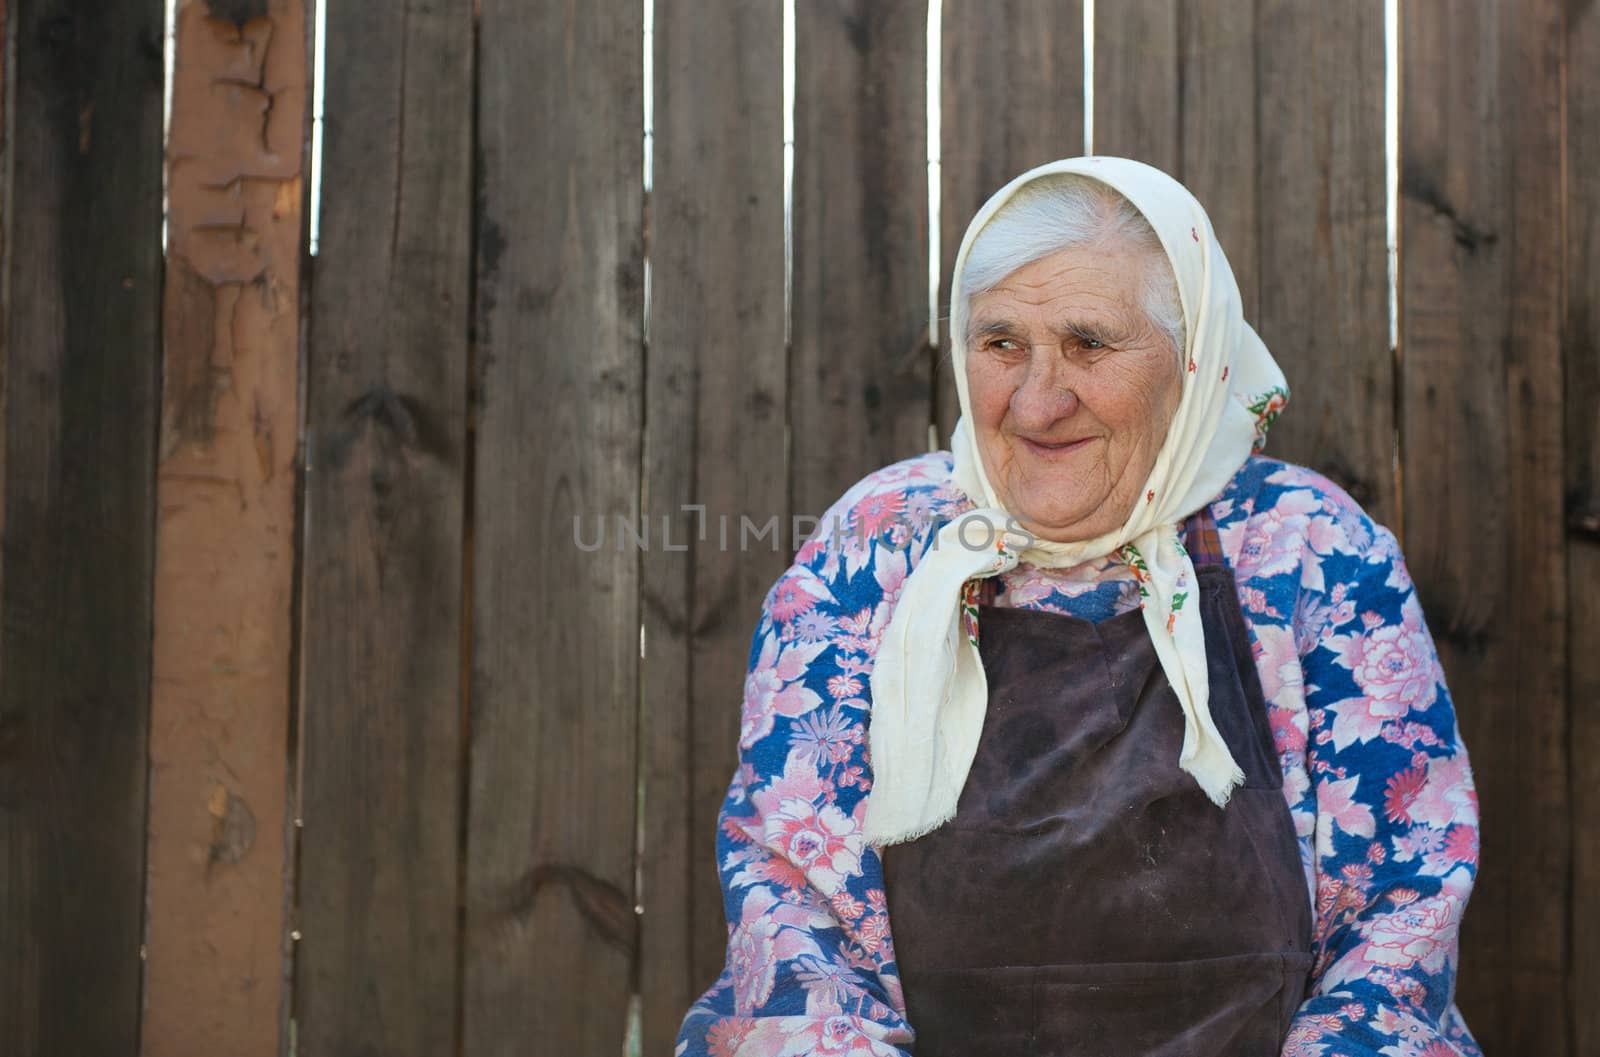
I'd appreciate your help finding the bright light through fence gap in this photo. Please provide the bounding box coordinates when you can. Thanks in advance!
[643,0,654,342]
[309,0,327,255]
[162,0,176,254]
[643,0,654,194]
[1384,0,1403,534]
[1384,0,1399,353]
[783,0,796,348]
[632,8,656,1029]
[1083,0,1095,155]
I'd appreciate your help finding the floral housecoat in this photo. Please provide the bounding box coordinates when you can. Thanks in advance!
[675,452,1482,1057]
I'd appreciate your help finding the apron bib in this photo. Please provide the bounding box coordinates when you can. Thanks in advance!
[882,510,1313,1057]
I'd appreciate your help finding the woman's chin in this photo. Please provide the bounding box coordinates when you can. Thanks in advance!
[998,477,1109,543]
[1010,507,1103,544]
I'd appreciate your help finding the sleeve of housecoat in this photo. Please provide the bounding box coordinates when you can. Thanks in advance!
[1281,509,1485,1057]
[673,464,952,1056]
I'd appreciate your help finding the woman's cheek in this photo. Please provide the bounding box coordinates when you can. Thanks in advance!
[965,360,1014,427]
[1099,360,1179,441]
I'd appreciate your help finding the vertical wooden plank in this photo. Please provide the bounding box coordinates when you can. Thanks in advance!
[142,4,306,1053]
[464,0,643,1053]
[1256,2,1393,523]
[643,2,787,1051]
[1565,1,1600,1050]
[792,0,929,514]
[1092,0,1176,172]
[0,0,164,1052]
[937,0,1084,438]
[296,0,473,1051]
[1174,1,1257,322]
[1400,2,1568,1052]
[1094,1,1255,315]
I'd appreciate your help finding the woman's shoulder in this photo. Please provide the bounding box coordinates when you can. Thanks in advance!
[750,453,967,656]
[742,454,964,750]
[793,451,971,570]
[811,450,965,524]
[1215,455,1390,543]
[1213,454,1404,602]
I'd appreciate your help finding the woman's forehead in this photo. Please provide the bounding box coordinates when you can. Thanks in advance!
[968,249,1150,318]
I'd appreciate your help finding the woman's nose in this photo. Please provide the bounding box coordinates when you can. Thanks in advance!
[1010,351,1078,429]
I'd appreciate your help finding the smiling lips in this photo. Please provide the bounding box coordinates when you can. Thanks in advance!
[1017,435,1095,458]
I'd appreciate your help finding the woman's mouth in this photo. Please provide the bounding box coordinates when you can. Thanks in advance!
[1018,435,1093,458]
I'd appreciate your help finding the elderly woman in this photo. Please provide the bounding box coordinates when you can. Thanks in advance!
[676,157,1482,1057]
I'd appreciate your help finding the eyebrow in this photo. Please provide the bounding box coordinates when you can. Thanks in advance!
[966,316,1127,347]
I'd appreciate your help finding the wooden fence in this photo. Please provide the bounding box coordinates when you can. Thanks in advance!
[0,1,1595,1055]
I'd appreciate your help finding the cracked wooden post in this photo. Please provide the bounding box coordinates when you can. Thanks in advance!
[463,0,643,1052]
[641,4,788,1052]
[790,1,931,519]
[143,1,307,1054]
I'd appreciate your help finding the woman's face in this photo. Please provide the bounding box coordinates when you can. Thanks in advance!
[964,242,1183,543]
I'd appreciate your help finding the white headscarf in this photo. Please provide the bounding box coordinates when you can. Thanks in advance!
[865,157,1290,846]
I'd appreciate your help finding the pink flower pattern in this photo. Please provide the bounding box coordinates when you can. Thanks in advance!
[678,453,1482,1057]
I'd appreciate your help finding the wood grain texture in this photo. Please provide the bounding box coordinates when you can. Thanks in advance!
[791,0,930,516]
[142,5,305,1053]
[1094,0,1256,314]
[0,0,164,1052]
[1091,0,1261,454]
[1400,2,1569,1051]
[1256,1,1393,524]
[1091,0,1176,173]
[936,0,1084,440]
[295,0,473,1052]
[463,0,644,1053]
[1565,0,1600,1050]
[1174,0,1257,322]
[643,2,788,1050]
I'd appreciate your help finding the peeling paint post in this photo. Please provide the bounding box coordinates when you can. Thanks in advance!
[142,1,307,1054]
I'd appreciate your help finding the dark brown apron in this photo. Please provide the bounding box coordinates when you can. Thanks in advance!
[882,511,1313,1057]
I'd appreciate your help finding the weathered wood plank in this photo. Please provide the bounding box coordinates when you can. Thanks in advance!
[937,0,1084,440]
[295,0,473,1052]
[1400,2,1568,1051]
[142,5,305,1054]
[1565,0,1600,1050]
[1093,1,1256,315]
[1175,0,1257,322]
[463,0,644,1053]
[1092,0,1176,172]
[0,0,164,1052]
[643,2,788,1050]
[792,0,930,514]
[1256,1,1393,523]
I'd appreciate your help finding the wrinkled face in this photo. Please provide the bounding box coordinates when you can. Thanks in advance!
[964,242,1184,543]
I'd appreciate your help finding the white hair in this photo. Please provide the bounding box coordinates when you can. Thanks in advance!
[958,174,1185,359]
